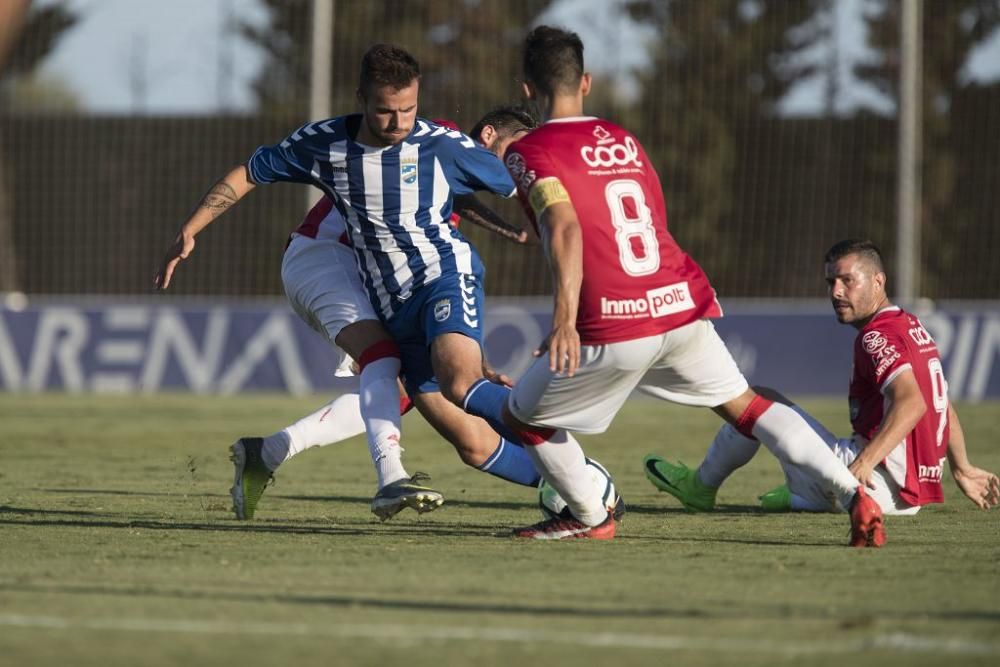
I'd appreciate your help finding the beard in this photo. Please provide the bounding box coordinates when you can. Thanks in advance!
[365,116,407,146]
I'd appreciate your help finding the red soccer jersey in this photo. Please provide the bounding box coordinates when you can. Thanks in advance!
[849,307,949,505]
[504,117,721,345]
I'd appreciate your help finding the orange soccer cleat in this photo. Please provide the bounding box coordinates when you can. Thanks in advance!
[849,486,886,548]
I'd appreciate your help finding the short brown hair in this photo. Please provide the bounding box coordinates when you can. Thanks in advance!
[358,43,420,98]
[824,239,885,273]
[469,105,538,142]
[523,26,584,97]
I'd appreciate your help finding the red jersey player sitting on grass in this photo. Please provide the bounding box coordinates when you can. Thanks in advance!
[647,239,1000,517]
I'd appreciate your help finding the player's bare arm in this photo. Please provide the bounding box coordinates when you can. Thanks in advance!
[945,404,1000,509]
[154,164,256,290]
[453,194,531,244]
[201,183,240,218]
[849,369,926,488]
[537,195,582,377]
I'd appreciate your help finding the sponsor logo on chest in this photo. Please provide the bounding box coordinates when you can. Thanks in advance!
[505,152,536,191]
[862,331,887,354]
[581,132,643,169]
[862,329,901,378]
[600,281,694,319]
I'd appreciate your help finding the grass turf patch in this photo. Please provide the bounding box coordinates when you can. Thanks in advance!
[1,394,998,666]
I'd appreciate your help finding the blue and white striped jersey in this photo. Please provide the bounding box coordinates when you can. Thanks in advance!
[247,114,515,319]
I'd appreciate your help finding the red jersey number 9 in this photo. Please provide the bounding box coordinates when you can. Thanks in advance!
[927,357,949,448]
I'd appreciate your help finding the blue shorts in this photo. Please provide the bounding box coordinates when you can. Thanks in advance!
[384,272,485,395]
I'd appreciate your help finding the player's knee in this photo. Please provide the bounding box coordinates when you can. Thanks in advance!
[439,374,477,408]
[448,436,490,467]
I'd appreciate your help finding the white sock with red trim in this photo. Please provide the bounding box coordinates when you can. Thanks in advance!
[259,392,367,471]
[522,430,608,526]
[746,400,858,508]
[359,356,408,488]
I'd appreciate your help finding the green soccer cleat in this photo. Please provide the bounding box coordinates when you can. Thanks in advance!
[230,437,273,520]
[758,484,792,511]
[370,472,444,522]
[643,455,717,512]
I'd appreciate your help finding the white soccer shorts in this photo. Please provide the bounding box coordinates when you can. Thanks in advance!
[779,409,921,516]
[508,319,749,434]
[281,233,378,376]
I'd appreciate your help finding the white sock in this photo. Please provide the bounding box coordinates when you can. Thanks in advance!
[697,423,761,488]
[523,431,608,526]
[359,356,408,488]
[750,402,859,508]
[259,392,367,471]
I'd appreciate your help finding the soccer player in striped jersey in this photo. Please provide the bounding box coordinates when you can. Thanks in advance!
[153,44,545,520]
[652,240,1000,516]
[231,109,547,520]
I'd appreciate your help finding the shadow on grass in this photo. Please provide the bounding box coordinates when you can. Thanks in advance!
[40,488,767,516]
[40,488,538,514]
[0,504,546,538]
[42,488,230,498]
[0,579,713,620]
[1,503,851,548]
[2,579,998,624]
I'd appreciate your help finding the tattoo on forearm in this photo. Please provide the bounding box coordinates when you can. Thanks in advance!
[200,182,238,218]
[457,207,525,241]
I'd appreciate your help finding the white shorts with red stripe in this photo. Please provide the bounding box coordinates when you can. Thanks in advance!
[780,410,921,516]
[508,319,749,434]
[281,233,378,376]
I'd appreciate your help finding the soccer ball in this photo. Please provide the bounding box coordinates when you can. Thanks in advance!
[538,457,616,520]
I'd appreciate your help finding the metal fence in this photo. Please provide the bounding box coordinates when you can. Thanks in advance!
[1,0,999,300]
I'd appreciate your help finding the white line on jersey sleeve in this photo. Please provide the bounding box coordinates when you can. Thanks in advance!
[879,363,913,394]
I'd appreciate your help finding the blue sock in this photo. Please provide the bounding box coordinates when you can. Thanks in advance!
[477,437,541,487]
[462,379,525,445]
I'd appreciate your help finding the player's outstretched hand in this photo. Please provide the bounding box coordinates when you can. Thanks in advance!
[154,232,195,290]
[953,465,1000,510]
[537,323,580,377]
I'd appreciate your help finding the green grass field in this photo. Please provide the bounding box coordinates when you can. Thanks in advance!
[1,394,998,667]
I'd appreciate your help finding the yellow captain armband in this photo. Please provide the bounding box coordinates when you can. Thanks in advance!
[528,177,571,217]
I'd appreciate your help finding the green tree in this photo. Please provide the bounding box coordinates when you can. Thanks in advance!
[0,2,78,291]
[624,0,824,293]
[858,0,1000,298]
[241,0,552,127]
